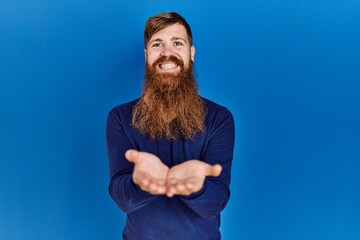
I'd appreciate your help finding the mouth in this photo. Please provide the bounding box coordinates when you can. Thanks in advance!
[159,61,179,71]
[152,56,183,73]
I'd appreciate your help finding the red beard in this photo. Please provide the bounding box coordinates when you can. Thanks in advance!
[132,56,205,140]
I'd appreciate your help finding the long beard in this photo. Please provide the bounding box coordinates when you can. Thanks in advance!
[132,57,205,140]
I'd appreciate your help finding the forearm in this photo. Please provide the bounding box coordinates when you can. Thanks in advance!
[107,108,158,212]
[178,178,230,219]
[178,107,234,219]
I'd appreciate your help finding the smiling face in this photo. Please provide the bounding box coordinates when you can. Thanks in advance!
[145,24,195,75]
[133,13,205,140]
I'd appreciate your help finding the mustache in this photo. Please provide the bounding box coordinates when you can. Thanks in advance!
[152,55,184,69]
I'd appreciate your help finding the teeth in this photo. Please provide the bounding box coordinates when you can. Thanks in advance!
[160,63,177,69]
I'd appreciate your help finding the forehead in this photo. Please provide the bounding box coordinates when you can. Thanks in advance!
[149,24,189,42]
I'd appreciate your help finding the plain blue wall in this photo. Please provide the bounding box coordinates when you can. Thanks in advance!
[1,0,359,239]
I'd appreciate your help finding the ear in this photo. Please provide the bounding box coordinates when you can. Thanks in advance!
[144,49,147,61]
[191,46,195,62]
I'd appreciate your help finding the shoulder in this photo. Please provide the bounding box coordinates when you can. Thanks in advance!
[201,97,234,134]
[109,99,138,115]
[202,97,233,119]
[107,99,138,125]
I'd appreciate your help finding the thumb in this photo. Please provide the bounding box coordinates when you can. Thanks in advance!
[207,164,222,177]
[125,149,140,163]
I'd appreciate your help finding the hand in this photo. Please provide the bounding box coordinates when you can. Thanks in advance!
[166,160,222,197]
[125,149,169,195]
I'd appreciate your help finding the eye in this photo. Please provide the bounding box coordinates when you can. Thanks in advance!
[152,42,162,48]
[174,41,183,47]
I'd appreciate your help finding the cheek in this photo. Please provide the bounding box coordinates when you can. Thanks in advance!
[181,54,191,65]
[147,53,158,65]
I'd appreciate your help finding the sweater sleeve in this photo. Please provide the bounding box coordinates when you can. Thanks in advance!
[106,108,157,213]
[178,108,235,219]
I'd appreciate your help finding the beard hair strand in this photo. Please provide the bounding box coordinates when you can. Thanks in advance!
[132,60,205,140]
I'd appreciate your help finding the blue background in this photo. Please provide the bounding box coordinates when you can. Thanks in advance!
[1,0,359,239]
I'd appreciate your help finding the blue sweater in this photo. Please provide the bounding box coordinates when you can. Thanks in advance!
[106,98,235,240]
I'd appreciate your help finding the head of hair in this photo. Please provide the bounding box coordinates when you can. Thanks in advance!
[144,12,193,48]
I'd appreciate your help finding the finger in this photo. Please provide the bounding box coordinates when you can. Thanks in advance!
[149,183,167,195]
[135,176,150,188]
[184,178,203,193]
[167,178,178,186]
[133,171,150,187]
[125,149,139,163]
[148,180,167,194]
[207,164,222,177]
[174,185,192,196]
[175,183,185,192]
[138,181,150,192]
[156,179,166,186]
[166,187,176,198]
[148,182,158,192]
[185,181,193,190]
[154,186,167,195]
[142,178,150,187]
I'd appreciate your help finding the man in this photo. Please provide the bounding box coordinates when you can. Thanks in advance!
[106,12,235,240]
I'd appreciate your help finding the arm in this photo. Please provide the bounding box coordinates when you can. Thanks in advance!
[177,108,235,219]
[106,108,158,213]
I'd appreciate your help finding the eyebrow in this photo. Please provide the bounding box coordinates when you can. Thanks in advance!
[148,37,188,45]
[171,37,187,43]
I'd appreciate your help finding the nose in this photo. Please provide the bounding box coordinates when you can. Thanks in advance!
[160,46,174,57]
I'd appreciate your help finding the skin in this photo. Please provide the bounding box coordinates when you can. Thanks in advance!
[126,149,222,197]
[166,160,222,197]
[126,24,222,197]
[145,24,195,73]
[125,150,169,195]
